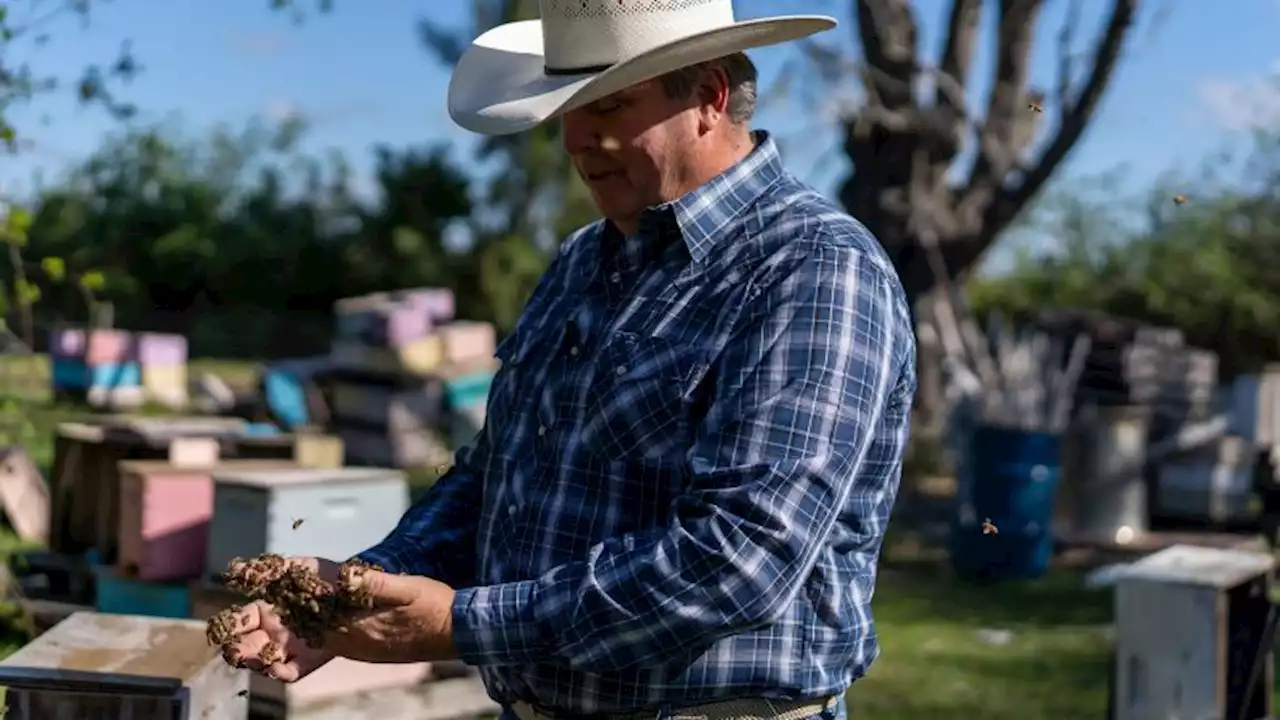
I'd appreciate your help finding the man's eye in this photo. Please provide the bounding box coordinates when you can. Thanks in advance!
[593,102,623,115]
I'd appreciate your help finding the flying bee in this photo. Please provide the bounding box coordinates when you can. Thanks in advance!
[1027,100,1043,113]
[981,518,999,535]
[291,518,305,530]
[1173,194,1188,206]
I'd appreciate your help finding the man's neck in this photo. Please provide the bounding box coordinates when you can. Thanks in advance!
[612,129,755,236]
[676,129,754,197]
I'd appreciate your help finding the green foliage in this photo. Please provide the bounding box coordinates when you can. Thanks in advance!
[0,207,31,247]
[969,132,1280,376]
[7,115,551,358]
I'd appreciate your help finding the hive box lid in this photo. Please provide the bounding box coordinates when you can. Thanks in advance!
[1119,544,1277,588]
[0,612,217,694]
[119,459,298,476]
[213,466,404,488]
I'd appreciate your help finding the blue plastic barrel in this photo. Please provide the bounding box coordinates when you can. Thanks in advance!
[949,424,1061,581]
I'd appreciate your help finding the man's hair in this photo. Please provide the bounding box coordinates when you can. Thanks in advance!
[658,52,758,124]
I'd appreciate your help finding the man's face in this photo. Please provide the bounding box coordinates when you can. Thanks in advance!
[560,78,700,231]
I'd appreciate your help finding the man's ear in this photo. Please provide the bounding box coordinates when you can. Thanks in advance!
[695,66,731,132]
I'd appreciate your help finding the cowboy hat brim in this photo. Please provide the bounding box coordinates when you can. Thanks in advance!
[448,15,838,136]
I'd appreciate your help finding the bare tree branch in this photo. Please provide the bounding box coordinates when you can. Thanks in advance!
[987,0,1138,233]
[954,0,1044,233]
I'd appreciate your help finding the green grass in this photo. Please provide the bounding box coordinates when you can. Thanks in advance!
[849,562,1111,720]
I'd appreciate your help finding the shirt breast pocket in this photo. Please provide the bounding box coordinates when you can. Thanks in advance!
[487,327,544,444]
[582,331,705,463]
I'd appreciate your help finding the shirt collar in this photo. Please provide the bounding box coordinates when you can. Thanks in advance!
[626,130,785,266]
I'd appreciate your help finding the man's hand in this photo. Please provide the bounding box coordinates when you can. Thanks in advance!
[321,566,459,664]
[220,556,339,683]
[221,557,459,680]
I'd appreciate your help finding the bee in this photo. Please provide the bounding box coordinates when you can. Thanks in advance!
[1173,194,1188,206]
[1027,100,1043,113]
[237,689,249,698]
[981,518,999,535]
[291,518,305,530]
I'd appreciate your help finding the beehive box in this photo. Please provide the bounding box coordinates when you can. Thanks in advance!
[49,422,227,561]
[437,322,495,364]
[189,582,432,712]
[0,612,247,719]
[117,459,300,581]
[293,434,344,469]
[339,427,451,469]
[330,378,445,430]
[204,467,408,581]
[94,567,192,619]
[1114,545,1274,720]
[330,334,444,376]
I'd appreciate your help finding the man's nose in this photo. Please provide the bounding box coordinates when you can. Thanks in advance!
[560,112,598,155]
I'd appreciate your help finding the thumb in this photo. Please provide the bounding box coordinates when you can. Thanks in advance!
[340,565,420,607]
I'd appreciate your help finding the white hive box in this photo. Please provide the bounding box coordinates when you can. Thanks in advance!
[204,466,408,580]
[1113,544,1275,720]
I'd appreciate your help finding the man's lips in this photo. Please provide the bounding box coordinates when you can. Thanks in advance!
[585,170,622,182]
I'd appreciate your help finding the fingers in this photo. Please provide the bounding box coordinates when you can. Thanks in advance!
[224,629,327,682]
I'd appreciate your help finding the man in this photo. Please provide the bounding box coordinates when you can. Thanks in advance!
[221,2,916,719]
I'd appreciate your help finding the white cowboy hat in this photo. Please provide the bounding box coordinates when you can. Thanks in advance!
[447,0,837,136]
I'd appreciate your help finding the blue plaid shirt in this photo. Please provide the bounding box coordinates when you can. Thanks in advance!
[357,131,915,715]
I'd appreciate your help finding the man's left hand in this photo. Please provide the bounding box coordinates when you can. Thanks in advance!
[225,567,458,671]
[322,568,459,664]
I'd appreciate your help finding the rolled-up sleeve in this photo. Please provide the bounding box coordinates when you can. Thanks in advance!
[451,243,909,669]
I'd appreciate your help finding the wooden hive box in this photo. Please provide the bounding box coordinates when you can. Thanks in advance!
[329,375,446,432]
[117,459,300,581]
[204,467,408,583]
[338,427,451,469]
[330,334,445,376]
[188,583,432,713]
[437,322,495,365]
[49,422,225,561]
[0,611,248,719]
[292,434,344,469]
[1114,544,1275,720]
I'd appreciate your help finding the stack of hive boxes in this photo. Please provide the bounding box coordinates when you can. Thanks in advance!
[328,288,498,467]
[48,327,189,409]
[85,438,432,716]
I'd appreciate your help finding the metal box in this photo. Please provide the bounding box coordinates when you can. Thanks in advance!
[1114,544,1275,720]
[0,611,247,719]
[204,467,408,580]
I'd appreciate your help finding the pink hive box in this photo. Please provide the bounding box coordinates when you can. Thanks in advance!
[85,329,137,365]
[116,459,298,582]
[363,299,433,347]
[437,321,497,364]
[399,287,456,323]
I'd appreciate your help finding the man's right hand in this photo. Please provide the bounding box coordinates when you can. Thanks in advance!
[219,556,339,683]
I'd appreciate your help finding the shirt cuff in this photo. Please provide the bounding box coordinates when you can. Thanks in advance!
[451,580,545,666]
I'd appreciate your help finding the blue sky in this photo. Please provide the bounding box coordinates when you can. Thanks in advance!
[3,0,1278,219]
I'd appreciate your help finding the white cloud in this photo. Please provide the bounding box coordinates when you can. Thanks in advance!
[1194,63,1280,132]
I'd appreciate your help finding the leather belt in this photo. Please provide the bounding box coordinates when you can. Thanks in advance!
[511,694,840,720]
